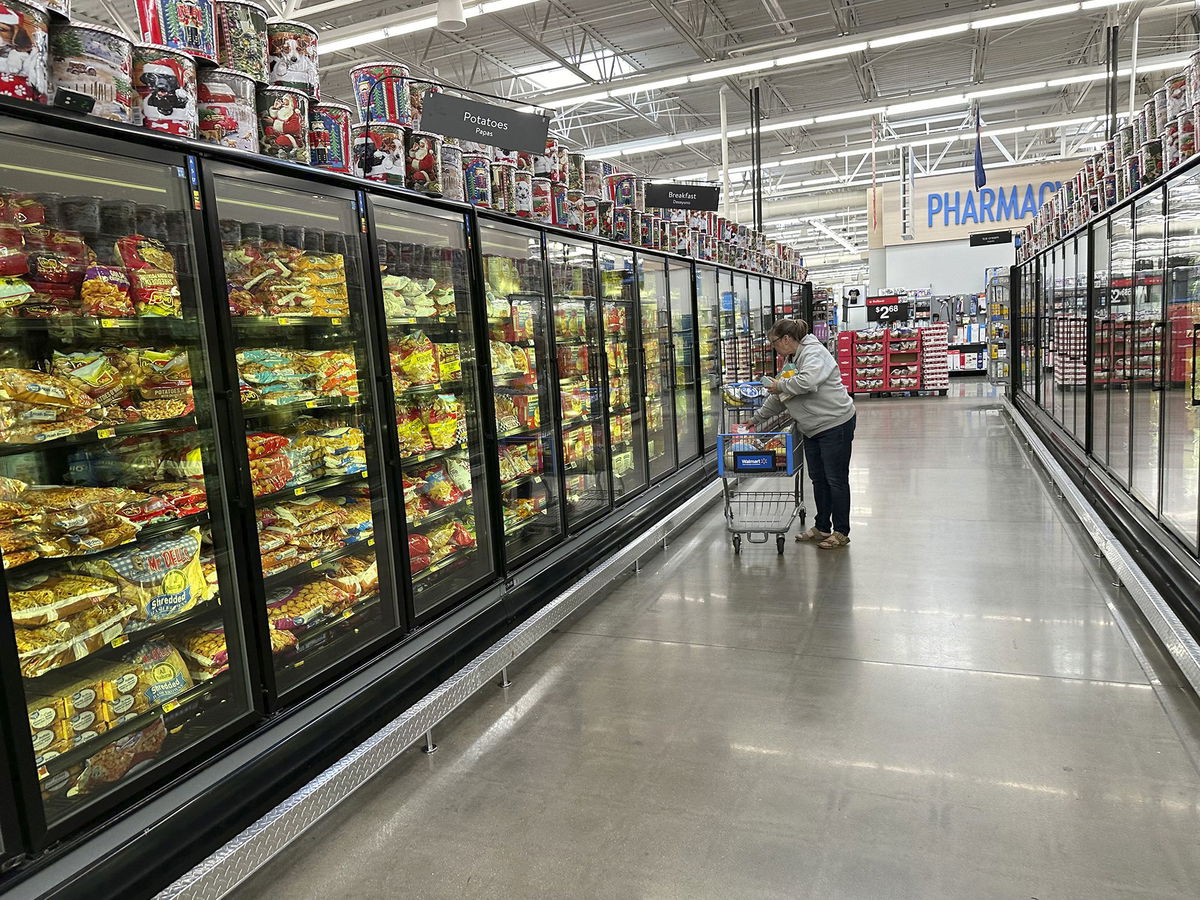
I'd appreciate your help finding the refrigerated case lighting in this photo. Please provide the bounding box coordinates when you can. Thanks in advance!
[0,163,168,193]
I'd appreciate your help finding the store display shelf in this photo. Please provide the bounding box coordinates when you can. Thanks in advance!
[503,339,537,348]
[500,472,544,491]
[564,461,601,476]
[408,496,472,530]
[242,397,358,419]
[413,547,477,586]
[608,403,635,414]
[498,424,542,440]
[256,471,369,507]
[262,537,376,590]
[232,315,350,330]
[401,444,466,466]
[554,337,594,347]
[0,315,193,338]
[562,414,602,432]
[39,676,226,780]
[0,414,199,459]
[503,515,544,536]
[398,379,464,395]
[6,512,212,579]
[386,316,459,327]
[293,594,382,654]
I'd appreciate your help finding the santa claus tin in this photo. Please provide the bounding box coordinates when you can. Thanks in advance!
[406,130,442,196]
[216,0,266,82]
[256,84,309,162]
[266,19,317,95]
[132,43,196,137]
[136,0,218,64]
[351,121,406,184]
[308,100,352,173]
[0,0,50,105]
[197,66,255,149]
[51,22,135,123]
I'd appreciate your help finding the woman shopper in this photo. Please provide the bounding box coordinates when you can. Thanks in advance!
[750,319,856,549]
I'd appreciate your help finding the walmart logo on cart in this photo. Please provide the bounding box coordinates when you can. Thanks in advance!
[927,180,1063,228]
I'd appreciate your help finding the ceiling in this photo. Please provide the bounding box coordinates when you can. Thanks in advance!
[75,0,1200,274]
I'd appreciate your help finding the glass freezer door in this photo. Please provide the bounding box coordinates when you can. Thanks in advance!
[478,221,564,565]
[719,268,738,382]
[599,247,647,502]
[696,265,721,451]
[546,237,611,528]
[0,133,254,828]
[667,258,700,464]
[638,255,678,480]
[211,172,398,697]
[371,200,495,619]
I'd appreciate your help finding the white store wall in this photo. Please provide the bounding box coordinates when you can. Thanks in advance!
[869,238,1014,296]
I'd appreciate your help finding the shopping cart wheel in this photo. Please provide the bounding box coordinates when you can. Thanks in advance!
[733,535,741,554]
[776,535,785,554]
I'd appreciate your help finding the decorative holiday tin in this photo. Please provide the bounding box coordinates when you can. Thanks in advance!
[42,0,64,17]
[216,0,267,82]
[606,172,635,206]
[408,80,437,129]
[136,0,218,64]
[132,42,196,137]
[554,142,568,183]
[491,161,516,215]
[634,176,646,212]
[565,189,584,231]
[1126,154,1142,194]
[257,83,308,161]
[197,66,255,149]
[516,150,534,174]
[531,176,551,222]
[534,139,556,179]
[672,223,687,255]
[583,159,604,197]
[1166,71,1189,121]
[640,212,656,247]
[1154,89,1168,137]
[0,0,50,104]
[350,61,410,126]
[1181,110,1196,162]
[308,100,353,173]
[551,182,567,226]
[406,130,442,195]
[351,121,406,183]
[630,209,642,245]
[493,148,518,165]
[612,205,631,242]
[1166,119,1181,170]
[566,151,585,192]
[462,152,491,207]
[440,144,464,202]
[582,195,599,235]
[1115,125,1134,167]
[266,19,317,95]
[598,199,613,239]
[513,169,533,218]
[459,140,490,156]
[51,22,135,123]
[1142,140,1164,181]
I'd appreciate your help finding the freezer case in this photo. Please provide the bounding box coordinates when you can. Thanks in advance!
[0,128,256,838]
[668,258,699,464]
[638,254,677,481]
[599,247,648,502]
[478,221,564,566]
[208,168,400,699]
[695,264,721,451]
[546,236,611,529]
[372,199,495,620]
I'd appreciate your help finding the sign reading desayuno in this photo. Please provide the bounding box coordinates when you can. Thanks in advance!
[645,182,721,211]
[868,159,1082,248]
[421,93,551,154]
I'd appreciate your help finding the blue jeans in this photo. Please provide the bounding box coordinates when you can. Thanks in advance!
[802,415,856,535]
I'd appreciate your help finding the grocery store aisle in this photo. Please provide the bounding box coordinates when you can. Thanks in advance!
[230,383,1200,900]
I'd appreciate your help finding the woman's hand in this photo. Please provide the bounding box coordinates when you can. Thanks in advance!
[765,381,782,395]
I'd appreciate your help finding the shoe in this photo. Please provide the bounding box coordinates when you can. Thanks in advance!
[817,532,850,550]
[795,527,831,543]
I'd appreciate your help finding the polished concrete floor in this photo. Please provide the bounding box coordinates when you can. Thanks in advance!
[231,384,1200,900]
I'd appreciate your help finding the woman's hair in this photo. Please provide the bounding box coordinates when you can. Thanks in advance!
[767,318,810,342]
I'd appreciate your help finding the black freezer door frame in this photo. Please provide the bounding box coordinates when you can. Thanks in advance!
[695,261,722,453]
[0,118,266,850]
[196,158,410,709]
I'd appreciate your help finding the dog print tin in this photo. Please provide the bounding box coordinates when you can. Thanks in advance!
[266,18,316,95]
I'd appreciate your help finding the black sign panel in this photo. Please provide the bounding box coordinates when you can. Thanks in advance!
[866,301,911,323]
[970,229,1014,247]
[644,182,721,211]
[421,93,551,154]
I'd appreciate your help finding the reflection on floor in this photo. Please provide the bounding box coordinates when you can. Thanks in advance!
[231,383,1200,900]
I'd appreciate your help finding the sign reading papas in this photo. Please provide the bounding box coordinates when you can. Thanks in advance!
[645,182,721,211]
[421,93,551,154]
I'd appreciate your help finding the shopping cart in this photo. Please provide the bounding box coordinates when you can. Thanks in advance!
[717,428,806,555]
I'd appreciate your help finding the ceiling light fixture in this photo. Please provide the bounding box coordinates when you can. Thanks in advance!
[691,60,777,82]
[868,24,970,48]
[971,3,1081,29]
[606,75,689,97]
[814,107,885,123]
[436,0,468,32]
[775,42,868,65]
[886,94,966,115]
[966,80,1048,99]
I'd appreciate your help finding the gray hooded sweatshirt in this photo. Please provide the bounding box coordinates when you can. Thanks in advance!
[751,334,856,438]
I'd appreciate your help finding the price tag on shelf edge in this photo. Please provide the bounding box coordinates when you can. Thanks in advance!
[162,699,179,714]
